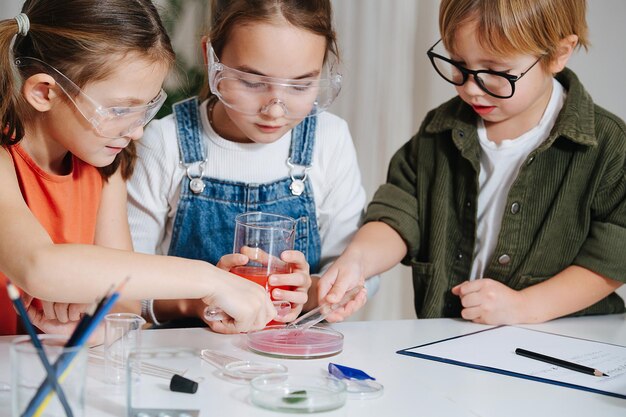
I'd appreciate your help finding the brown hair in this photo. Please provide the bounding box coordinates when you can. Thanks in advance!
[0,0,175,180]
[201,0,338,100]
[439,0,589,65]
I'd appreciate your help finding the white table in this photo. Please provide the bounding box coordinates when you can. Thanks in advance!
[1,315,625,417]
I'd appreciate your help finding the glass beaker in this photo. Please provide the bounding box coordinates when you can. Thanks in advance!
[104,313,145,384]
[231,212,297,299]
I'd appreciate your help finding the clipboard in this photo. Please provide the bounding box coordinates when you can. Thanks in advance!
[397,325,626,399]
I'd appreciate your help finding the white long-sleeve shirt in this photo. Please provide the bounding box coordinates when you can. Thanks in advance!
[127,99,367,277]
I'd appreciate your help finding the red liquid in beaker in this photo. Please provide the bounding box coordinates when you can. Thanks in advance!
[230,265,295,296]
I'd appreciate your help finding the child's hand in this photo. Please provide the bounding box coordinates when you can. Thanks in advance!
[26,303,104,346]
[267,250,311,323]
[201,269,276,334]
[452,278,525,325]
[41,300,91,323]
[216,253,248,271]
[317,253,368,323]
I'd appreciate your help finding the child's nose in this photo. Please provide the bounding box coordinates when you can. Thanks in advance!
[460,75,485,97]
[125,125,144,141]
[260,98,288,118]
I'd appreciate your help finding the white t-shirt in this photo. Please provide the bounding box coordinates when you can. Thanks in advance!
[127,99,367,277]
[470,78,566,279]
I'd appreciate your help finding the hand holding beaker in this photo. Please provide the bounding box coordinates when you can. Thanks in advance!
[231,212,311,322]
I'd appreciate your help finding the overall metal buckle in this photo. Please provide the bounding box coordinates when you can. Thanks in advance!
[287,158,311,196]
[184,160,207,194]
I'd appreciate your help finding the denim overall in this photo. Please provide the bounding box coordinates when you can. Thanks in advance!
[168,97,322,274]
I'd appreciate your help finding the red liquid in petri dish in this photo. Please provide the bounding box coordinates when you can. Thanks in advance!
[247,325,344,359]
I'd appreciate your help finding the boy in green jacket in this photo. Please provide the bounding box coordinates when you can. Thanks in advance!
[319,0,626,324]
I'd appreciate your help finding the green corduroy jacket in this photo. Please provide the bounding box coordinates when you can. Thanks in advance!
[365,68,626,318]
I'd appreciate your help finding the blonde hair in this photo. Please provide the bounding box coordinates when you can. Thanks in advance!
[439,0,589,63]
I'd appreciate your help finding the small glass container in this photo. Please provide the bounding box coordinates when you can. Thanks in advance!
[222,361,287,381]
[327,363,384,400]
[250,374,347,413]
[247,325,343,359]
[200,349,288,383]
[343,379,384,400]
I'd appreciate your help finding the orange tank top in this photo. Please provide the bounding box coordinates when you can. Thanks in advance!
[0,144,103,335]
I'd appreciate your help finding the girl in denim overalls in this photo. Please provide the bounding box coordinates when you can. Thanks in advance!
[128,0,372,332]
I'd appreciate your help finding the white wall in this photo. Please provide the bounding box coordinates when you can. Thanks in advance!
[568,1,626,121]
[0,1,21,18]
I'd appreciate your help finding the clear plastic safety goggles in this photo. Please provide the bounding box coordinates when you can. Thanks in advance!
[207,43,341,119]
[15,56,166,138]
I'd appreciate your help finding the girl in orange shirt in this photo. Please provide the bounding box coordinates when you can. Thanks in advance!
[0,0,288,336]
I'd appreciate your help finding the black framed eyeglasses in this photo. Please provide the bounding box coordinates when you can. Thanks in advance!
[426,39,541,99]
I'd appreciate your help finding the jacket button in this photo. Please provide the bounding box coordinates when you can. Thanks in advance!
[526,156,535,165]
[456,252,463,260]
[458,130,465,138]
[498,254,511,265]
[510,202,520,214]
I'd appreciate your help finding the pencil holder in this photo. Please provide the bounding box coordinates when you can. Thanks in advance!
[11,334,87,417]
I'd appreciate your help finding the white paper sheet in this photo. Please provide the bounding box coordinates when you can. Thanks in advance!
[398,326,626,399]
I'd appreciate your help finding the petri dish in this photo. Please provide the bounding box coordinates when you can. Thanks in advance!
[250,374,347,413]
[327,363,384,400]
[222,360,288,381]
[246,325,344,359]
[343,379,384,400]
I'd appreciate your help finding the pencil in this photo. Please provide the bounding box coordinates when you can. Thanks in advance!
[5,282,75,417]
[515,348,609,377]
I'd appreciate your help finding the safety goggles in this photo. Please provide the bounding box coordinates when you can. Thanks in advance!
[207,43,341,119]
[15,56,166,138]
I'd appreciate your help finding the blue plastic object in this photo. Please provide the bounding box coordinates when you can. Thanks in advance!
[328,363,375,381]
